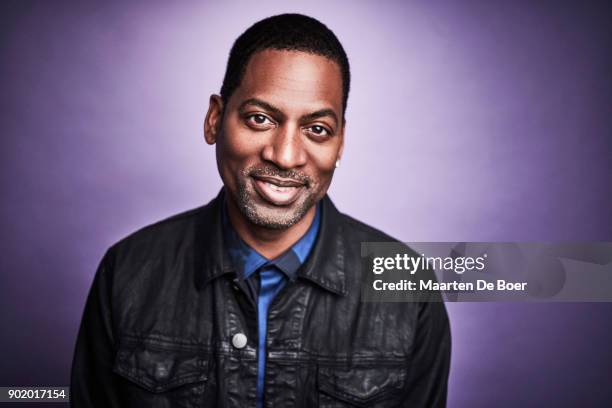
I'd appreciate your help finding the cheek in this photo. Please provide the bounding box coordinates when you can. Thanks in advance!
[306,148,338,180]
[218,122,262,167]
[215,125,262,192]
[314,156,336,173]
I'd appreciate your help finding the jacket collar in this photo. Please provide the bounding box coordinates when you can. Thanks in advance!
[194,189,347,296]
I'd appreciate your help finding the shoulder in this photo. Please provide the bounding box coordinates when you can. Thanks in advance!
[322,195,396,241]
[340,212,397,242]
[337,210,421,256]
[102,190,224,275]
[95,198,221,308]
[107,205,205,263]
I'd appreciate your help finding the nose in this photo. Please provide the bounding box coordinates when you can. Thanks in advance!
[261,124,307,170]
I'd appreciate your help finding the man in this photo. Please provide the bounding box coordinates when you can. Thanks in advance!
[71,13,451,407]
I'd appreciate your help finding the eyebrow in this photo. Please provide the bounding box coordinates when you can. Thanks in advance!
[238,98,286,120]
[237,98,339,127]
[301,109,339,127]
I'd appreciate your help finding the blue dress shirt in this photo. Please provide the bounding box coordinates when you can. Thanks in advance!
[222,204,321,407]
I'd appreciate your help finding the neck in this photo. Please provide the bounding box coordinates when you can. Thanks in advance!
[226,198,316,260]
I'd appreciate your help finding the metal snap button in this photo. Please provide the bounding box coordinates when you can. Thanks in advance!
[154,363,170,380]
[232,333,247,349]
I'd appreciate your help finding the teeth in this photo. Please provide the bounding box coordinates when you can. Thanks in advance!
[265,182,294,192]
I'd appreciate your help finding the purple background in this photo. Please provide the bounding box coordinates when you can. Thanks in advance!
[1,1,611,406]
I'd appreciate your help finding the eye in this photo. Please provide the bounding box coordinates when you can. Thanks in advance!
[246,114,274,128]
[305,125,331,137]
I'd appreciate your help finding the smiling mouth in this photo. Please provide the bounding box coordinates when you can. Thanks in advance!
[251,175,306,206]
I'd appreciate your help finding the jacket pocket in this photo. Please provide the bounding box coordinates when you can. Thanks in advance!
[112,338,210,407]
[317,365,406,407]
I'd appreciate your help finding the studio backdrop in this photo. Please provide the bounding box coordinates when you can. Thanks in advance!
[1,1,611,406]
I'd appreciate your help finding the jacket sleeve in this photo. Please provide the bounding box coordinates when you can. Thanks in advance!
[403,300,452,407]
[70,250,122,407]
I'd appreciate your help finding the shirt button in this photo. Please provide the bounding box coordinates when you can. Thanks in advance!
[232,333,247,349]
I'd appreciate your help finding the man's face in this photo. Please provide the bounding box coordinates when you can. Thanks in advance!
[205,49,345,229]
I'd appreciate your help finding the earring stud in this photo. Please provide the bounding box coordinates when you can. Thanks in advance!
[335,159,341,168]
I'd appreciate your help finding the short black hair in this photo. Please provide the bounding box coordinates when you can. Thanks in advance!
[220,14,350,117]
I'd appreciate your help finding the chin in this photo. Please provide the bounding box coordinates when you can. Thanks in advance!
[240,192,315,230]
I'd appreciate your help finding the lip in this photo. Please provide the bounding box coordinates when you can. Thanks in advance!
[252,176,305,206]
[252,175,306,188]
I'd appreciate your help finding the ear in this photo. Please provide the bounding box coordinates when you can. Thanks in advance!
[204,94,224,145]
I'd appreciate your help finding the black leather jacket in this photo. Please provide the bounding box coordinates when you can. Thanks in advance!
[71,191,451,407]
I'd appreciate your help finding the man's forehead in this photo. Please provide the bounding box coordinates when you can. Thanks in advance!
[233,49,343,117]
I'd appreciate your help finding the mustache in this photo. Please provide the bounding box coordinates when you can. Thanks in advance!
[246,165,312,187]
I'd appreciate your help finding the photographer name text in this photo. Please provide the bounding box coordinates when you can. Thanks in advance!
[372,279,527,292]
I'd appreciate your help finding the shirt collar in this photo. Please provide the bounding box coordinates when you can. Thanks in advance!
[222,201,321,282]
